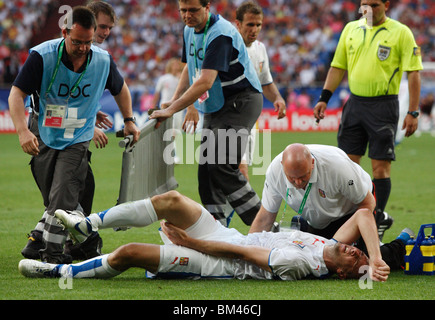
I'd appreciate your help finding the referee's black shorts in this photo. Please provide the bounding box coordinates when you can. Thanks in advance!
[337,94,399,161]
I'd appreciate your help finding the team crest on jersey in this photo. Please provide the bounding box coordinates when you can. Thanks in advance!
[292,241,306,249]
[318,188,326,198]
[377,45,391,61]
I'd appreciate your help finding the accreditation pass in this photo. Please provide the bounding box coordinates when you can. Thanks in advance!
[43,104,67,128]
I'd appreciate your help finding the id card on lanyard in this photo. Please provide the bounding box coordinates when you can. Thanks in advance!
[192,13,211,105]
[43,40,90,129]
[43,103,67,128]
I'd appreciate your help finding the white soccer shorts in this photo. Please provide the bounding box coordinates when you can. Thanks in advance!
[156,206,244,279]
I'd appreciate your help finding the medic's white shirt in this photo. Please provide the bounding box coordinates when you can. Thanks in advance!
[261,144,373,229]
[246,40,273,86]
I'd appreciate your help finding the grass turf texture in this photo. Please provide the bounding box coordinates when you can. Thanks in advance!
[1,131,434,300]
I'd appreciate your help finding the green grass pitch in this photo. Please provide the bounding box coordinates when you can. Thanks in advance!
[1,131,434,301]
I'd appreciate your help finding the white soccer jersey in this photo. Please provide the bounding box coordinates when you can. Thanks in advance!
[155,73,185,130]
[234,230,332,280]
[155,73,179,106]
[261,144,373,229]
[242,40,273,165]
[246,40,273,86]
[156,207,332,280]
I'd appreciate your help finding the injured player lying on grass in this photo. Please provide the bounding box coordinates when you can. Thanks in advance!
[19,190,408,282]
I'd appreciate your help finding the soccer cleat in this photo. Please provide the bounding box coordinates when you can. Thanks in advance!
[55,209,92,244]
[376,211,394,241]
[41,252,73,264]
[18,259,61,278]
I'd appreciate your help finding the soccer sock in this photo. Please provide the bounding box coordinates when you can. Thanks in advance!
[59,254,122,279]
[396,228,415,244]
[373,178,391,216]
[396,232,411,245]
[87,198,158,230]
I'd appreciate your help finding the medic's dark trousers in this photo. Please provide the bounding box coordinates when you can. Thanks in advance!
[29,113,89,262]
[198,88,263,226]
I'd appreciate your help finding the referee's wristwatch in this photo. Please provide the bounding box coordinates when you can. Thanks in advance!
[124,116,136,123]
[407,111,419,118]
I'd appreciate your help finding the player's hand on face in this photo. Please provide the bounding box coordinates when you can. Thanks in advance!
[369,258,390,282]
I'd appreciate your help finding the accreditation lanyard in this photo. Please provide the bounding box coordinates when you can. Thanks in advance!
[45,40,90,100]
[281,182,312,221]
[192,13,211,71]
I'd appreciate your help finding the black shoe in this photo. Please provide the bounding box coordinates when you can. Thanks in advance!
[41,253,73,264]
[376,211,394,241]
[21,230,43,259]
[64,232,103,260]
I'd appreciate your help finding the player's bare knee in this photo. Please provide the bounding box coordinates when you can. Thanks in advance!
[165,190,183,202]
[108,245,132,271]
[110,243,141,269]
[152,190,183,211]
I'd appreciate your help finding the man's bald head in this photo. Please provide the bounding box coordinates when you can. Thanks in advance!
[281,144,314,189]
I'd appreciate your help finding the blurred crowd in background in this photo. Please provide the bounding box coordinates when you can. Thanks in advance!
[1,0,434,99]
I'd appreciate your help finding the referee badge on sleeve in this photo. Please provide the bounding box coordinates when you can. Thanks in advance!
[413,47,421,56]
[377,45,391,61]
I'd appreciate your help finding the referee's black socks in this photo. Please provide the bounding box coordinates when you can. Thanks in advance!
[373,178,391,221]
